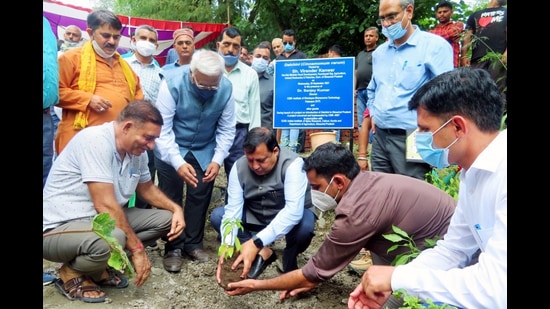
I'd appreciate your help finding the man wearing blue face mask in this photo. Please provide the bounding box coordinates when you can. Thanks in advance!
[276,29,308,153]
[367,0,453,180]
[251,43,275,129]
[349,67,507,309]
[153,49,236,272]
[216,27,261,186]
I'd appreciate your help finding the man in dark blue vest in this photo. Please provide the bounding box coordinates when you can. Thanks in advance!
[211,127,316,279]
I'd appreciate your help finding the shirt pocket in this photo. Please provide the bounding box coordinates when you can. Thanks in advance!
[398,63,426,90]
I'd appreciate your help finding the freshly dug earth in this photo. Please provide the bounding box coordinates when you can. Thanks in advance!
[43,172,364,308]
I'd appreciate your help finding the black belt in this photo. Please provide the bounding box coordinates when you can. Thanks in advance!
[43,108,50,114]
[376,126,406,135]
[236,123,249,129]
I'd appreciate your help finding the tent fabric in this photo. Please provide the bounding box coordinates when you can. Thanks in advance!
[43,0,227,66]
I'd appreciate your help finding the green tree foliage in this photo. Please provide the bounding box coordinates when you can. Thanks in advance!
[93,0,478,58]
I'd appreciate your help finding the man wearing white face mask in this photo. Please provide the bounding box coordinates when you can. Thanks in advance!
[367,0,453,180]
[221,142,456,299]
[56,9,144,155]
[123,24,164,209]
[251,43,275,129]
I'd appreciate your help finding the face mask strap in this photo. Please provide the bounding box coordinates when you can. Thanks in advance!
[432,118,453,136]
[323,176,335,194]
[334,189,341,201]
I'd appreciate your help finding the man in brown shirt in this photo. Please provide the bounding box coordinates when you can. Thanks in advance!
[219,142,456,300]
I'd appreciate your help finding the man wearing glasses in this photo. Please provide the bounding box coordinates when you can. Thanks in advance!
[56,9,144,154]
[366,0,453,180]
[154,50,236,273]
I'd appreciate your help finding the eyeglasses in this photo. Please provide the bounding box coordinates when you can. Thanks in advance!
[98,32,122,40]
[283,41,293,46]
[376,10,404,26]
[192,74,219,91]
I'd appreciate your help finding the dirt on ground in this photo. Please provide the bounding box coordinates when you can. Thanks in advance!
[43,171,364,309]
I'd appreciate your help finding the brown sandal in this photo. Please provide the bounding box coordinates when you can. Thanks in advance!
[54,276,106,303]
[94,267,129,288]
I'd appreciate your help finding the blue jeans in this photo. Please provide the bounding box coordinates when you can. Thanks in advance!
[356,89,368,129]
[210,205,316,272]
[43,111,54,188]
[280,129,300,152]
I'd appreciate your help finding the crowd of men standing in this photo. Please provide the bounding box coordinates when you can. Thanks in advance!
[43,0,506,307]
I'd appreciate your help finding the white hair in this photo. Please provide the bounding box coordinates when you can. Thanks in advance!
[190,49,225,77]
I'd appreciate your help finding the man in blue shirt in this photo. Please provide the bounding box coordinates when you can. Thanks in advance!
[43,16,59,187]
[123,24,164,209]
[367,0,453,180]
[43,15,60,286]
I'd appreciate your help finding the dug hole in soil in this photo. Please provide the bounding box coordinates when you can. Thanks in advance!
[43,169,363,308]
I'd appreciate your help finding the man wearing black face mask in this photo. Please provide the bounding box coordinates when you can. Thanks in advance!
[153,49,236,273]
[221,142,456,299]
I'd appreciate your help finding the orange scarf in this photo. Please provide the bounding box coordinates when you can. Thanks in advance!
[73,41,137,129]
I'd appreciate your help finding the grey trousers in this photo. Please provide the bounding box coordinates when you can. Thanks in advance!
[42,207,172,282]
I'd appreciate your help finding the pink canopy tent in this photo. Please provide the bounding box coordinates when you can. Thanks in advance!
[43,0,228,66]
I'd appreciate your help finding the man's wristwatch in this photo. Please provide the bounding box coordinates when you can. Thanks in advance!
[252,235,264,249]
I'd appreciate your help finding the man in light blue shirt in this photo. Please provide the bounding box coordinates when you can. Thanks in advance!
[162,27,195,71]
[43,15,60,286]
[43,16,59,187]
[367,0,453,180]
[124,24,164,209]
[154,49,236,273]
[216,27,261,181]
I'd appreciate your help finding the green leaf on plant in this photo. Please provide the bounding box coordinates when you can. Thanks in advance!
[92,213,135,278]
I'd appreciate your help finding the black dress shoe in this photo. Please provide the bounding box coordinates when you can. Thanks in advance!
[163,249,183,273]
[247,251,277,279]
[186,248,210,263]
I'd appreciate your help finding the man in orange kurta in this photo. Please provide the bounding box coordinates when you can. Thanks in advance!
[56,9,143,154]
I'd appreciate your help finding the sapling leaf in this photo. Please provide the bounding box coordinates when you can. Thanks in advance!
[383,233,405,242]
[92,213,135,278]
[218,218,244,260]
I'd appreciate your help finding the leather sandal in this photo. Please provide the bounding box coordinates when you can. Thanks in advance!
[94,267,129,288]
[54,276,106,303]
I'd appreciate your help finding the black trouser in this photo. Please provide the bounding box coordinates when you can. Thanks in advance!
[154,152,214,254]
